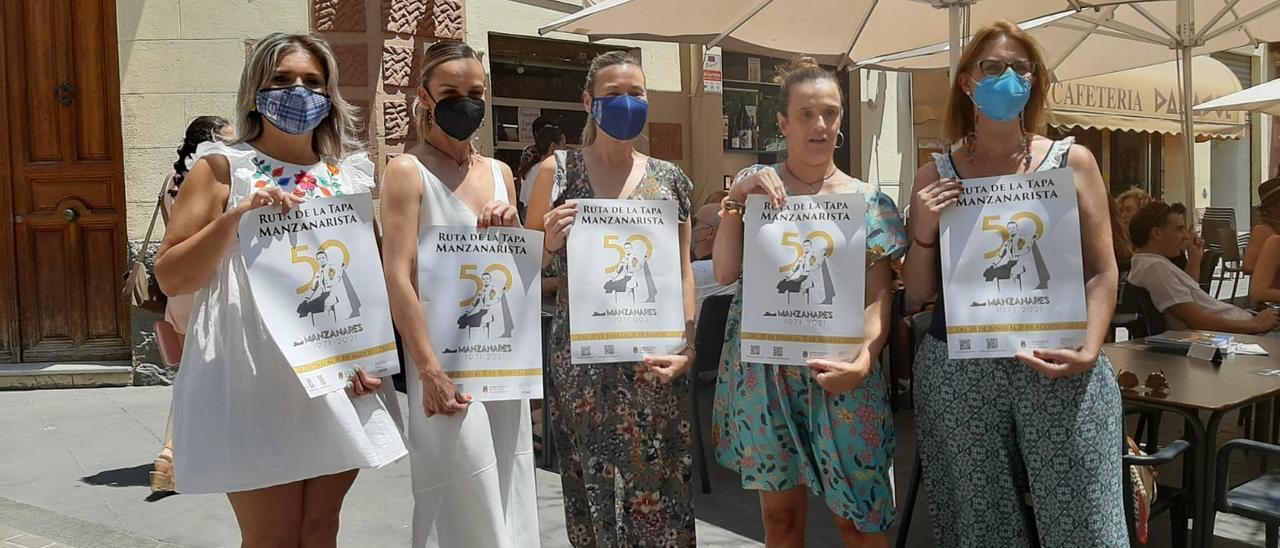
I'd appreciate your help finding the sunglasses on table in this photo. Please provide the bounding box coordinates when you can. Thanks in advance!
[976,59,1038,77]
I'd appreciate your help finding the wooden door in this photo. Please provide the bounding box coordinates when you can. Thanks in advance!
[0,0,131,362]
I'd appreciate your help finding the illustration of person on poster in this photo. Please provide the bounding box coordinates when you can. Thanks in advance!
[940,167,1087,359]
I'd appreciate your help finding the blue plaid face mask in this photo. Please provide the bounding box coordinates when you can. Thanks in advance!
[255,86,331,135]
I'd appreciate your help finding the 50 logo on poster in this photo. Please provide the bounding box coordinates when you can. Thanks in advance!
[980,212,1044,259]
[778,230,834,272]
[457,264,513,308]
[602,234,654,274]
[290,240,351,294]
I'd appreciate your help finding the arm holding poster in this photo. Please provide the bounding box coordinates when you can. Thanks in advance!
[643,214,695,384]
[1015,145,1117,378]
[380,156,472,416]
[156,156,304,296]
[810,257,893,392]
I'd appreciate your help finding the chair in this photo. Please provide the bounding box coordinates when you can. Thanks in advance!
[1123,439,1192,548]
[689,293,734,494]
[1113,276,1143,340]
[1215,439,1280,548]
[1199,249,1222,294]
[1215,228,1246,302]
[1121,282,1168,338]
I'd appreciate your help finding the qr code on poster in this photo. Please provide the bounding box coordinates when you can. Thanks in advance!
[580,346,591,358]
[604,344,615,355]
[750,344,761,356]
[986,338,999,350]
[959,339,971,351]
[772,346,784,358]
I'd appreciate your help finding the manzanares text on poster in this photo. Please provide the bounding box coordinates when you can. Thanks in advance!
[576,203,668,225]
[435,231,531,254]
[758,198,854,222]
[255,202,361,238]
[955,176,1060,207]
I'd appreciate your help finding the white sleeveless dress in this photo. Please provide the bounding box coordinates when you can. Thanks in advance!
[171,142,407,495]
[402,155,540,548]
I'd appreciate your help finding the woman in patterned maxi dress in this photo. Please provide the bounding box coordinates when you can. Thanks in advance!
[902,22,1126,547]
[710,57,907,547]
[527,51,698,547]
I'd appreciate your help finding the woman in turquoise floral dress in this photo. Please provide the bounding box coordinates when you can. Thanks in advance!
[711,56,907,547]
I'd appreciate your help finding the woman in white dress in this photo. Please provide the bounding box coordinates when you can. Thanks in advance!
[380,41,540,548]
[154,33,406,546]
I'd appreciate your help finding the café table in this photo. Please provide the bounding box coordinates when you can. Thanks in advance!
[1106,333,1280,548]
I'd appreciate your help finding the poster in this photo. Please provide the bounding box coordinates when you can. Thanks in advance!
[702,49,723,94]
[567,199,685,364]
[741,194,866,365]
[238,193,400,397]
[940,167,1088,359]
[419,226,544,401]
[518,107,541,143]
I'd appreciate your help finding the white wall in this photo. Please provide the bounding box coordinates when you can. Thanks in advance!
[116,0,310,239]
[859,69,914,206]
[1211,136,1252,230]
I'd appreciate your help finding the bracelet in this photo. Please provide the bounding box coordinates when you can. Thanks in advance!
[913,235,938,249]
[720,196,745,216]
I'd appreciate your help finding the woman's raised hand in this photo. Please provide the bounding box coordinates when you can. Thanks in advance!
[230,187,304,219]
[728,169,786,208]
[911,177,963,240]
[542,199,579,253]
[478,200,519,229]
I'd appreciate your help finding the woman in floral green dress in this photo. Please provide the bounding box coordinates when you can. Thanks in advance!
[526,51,697,547]
[711,57,907,547]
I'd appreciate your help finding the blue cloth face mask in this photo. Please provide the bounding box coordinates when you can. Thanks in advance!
[255,85,332,135]
[591,94,648,141]
[971,68,1031,123]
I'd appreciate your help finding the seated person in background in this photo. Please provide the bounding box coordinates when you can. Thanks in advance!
[1116,186,1152,228]
[1127,201,1279,335]
[1110,196,1134,271]
[1244,177,1280,274]
[1249,234,1280,305]
[691,202,734,314]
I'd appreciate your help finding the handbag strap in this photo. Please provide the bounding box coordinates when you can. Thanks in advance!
[122,175,174,296]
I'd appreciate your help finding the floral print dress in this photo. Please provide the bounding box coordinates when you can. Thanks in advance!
[545,149,696,547]
[711,164,908,533]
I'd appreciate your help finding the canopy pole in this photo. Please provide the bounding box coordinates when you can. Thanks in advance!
[1178,0,1197,215]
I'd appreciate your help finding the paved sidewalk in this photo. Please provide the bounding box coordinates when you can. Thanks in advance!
[0,385,1268,547]
[0,387,758,547]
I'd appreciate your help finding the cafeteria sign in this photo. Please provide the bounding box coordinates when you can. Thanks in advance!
[939,168,1087,359]
[239,193,400,397]
[566,199,686,364]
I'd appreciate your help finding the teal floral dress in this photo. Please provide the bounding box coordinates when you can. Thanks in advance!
[546,150,697,547]
[711,164,908,533]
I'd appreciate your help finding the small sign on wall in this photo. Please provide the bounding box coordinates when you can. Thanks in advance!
[649,122,683,161]
[703,50,723,94]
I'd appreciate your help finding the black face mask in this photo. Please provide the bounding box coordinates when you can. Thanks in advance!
[431,94,486,141]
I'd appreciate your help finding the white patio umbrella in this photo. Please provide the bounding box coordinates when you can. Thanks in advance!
[1195,77,1280,117]
[538,0,1148,75]
[859,0,1280,211]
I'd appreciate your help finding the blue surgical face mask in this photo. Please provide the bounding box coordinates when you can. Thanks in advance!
[255,85,331,135]
[591,94,648,141]
[971,68,1031,123]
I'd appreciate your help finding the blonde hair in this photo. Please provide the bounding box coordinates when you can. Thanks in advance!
[1117,187,1153,209]
[773,55,842,114]
[235,33,363,158]
[943,20,1052,144]
[581,51,642,146]
[413,41,484,140]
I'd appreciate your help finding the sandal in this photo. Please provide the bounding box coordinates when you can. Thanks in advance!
[150,452,175,493]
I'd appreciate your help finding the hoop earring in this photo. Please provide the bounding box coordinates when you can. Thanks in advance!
[835,132,846,148]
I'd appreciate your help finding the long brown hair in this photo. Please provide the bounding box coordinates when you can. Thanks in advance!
[581,51,642,146]
[414,41,483,140]
[943,20,1052,144]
